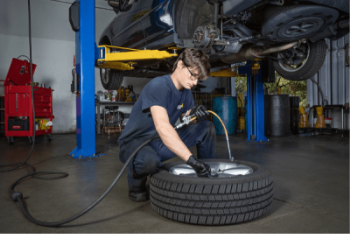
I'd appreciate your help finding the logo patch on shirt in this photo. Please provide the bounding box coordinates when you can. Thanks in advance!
[177,103,183,109]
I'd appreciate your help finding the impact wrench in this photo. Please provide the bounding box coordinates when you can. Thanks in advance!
[10,110,233,227]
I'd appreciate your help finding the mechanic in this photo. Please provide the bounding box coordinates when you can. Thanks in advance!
[118,48,217,202]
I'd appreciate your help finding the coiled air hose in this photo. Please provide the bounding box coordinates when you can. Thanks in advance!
[10,135,160,227]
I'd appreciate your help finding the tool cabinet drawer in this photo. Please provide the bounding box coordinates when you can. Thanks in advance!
[7,93,30,115]
[34,95,51,103]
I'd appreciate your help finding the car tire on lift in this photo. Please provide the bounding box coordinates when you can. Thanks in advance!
[273,39,327,81]
[100,69,124,90]
[150,159,273,225]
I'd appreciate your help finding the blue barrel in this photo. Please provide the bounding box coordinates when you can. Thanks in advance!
[213,97,238,135]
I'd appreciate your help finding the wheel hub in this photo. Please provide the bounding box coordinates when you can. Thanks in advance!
[169,162,253,178]
[262,5,339,42]
[279,17,324,38]
[278,42,310,72]
[193,23,218,51]
[100,69,110,84]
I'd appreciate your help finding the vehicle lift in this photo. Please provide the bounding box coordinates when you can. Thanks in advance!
[69,0,177,158]
[209,60,269,142]
[69,0,267,158]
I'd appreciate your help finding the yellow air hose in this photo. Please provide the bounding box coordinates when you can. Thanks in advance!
[191,110,233,161]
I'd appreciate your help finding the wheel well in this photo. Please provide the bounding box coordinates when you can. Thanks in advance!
[174,0,212,39]
[99,36,111,46]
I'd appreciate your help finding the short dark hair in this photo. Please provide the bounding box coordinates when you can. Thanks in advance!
[172,48,211,81]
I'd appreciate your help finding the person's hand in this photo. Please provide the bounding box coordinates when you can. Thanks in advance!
[186,155,211,177]
[190,105,209,122]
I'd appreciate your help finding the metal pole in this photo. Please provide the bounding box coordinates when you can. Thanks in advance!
[254,62,268,142]
[97,102,101,134]
[238,61,268,142]
[69,0,101,158]
[341,107,344,130]
[214,1,219,27]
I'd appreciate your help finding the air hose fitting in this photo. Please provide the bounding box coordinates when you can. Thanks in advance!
[175,110,233,161]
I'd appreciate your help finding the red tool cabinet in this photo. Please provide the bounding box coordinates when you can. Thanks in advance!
[4,58,54,144]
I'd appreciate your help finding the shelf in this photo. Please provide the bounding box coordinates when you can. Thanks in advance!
[96,101,135,106]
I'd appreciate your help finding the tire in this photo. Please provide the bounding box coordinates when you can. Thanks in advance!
[150,159,273,225]
[273,39,327,81]
[174,0,212,39]
[262,5,339,42]
[100,69,124,90]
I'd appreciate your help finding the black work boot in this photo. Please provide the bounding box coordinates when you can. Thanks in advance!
[128,174,149,202]
[129,189,148,202]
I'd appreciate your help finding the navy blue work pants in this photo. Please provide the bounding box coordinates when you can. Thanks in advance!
[119,120,217,191]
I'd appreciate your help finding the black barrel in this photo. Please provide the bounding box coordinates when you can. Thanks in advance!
[289,96,300,134]
[265,95,290,137]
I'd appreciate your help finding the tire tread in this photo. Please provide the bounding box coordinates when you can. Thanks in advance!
[150,160,273,225]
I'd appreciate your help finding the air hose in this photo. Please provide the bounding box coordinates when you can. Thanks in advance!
[207,110,233,161]
[10,135,160,227]
[0,0,36,173]
[177,111,232,161]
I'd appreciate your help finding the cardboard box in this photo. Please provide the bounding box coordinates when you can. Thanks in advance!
[104,126,124,134]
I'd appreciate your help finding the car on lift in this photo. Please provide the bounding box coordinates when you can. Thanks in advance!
[98,0,349,90]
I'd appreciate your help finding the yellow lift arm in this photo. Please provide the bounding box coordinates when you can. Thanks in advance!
[96,45,178,71]
[210,59,262,77]
[210,66,245,77]
[210,68,240,77]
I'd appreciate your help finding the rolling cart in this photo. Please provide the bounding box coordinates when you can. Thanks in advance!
[4,58,54,144]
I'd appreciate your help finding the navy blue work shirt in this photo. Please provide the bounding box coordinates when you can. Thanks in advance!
[117,74,194,146]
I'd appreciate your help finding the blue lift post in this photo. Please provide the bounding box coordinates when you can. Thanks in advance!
[239,61,269,142]
[70,0,102,158]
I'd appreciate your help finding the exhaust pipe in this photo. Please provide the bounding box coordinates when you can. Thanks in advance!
[221,39,306,64]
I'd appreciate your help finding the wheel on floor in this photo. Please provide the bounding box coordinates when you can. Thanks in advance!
[150,159,273,225]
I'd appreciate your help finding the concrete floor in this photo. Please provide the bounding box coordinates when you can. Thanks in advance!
[0,132,348,232]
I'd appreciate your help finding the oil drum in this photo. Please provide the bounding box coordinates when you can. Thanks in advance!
[289,96,300,134]
[213,96,238,135]
[265,94,290,137]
